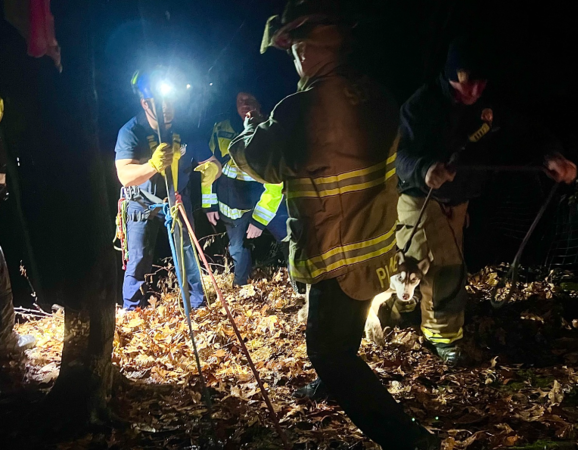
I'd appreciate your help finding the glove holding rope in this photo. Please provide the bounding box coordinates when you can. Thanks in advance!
[148,143,174,175]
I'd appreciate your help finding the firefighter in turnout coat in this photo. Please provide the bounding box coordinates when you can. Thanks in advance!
[228,1,440,448]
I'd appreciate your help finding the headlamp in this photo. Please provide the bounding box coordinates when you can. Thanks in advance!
[158,81,174,97]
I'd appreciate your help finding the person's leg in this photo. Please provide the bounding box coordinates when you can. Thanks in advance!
[123,217,159,310]
[0,246,35,355]
[0,246,16,347]
[223,214,252,286]
[306,279,429,449]
[396,195,468,363]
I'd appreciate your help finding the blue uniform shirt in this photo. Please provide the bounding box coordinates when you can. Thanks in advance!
[115,112,212,207]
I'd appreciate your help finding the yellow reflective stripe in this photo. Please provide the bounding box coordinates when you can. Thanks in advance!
[421,326,463,344]
[218,202,250,220]
[306,222,396,266]
[291,223,397,279]
[308,160,388,186]
[289,160,387,190]
[223,162,257,181]
[291,238,397,280]
[287,159,396,199]
[289,170,395,199]
[252,205,275,226]
[252,183,283,226]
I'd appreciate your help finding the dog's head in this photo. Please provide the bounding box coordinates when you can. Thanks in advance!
[390,251,430,301]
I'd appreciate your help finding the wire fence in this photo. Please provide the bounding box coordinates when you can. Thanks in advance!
[543,189,578,271]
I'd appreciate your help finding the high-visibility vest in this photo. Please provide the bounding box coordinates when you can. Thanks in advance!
[203,119,284,229]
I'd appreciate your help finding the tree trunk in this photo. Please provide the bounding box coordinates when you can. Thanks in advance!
[41,0,118,431]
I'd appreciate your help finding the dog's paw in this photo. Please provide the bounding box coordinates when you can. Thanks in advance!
[365,314,385,346]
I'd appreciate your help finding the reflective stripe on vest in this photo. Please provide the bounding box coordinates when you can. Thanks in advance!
[218,202,251,220]
[222,161,258,182]
[286,153,397,200]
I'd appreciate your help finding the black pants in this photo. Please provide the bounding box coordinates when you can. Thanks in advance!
[307,279,422,449]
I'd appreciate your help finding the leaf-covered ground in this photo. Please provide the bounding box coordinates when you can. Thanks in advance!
[6,266,578,449]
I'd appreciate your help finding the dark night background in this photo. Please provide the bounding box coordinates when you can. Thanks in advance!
[1,0,578,307]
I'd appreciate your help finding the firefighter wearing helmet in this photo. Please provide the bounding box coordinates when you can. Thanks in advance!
[114,67,221,310]
[228,1,440,448]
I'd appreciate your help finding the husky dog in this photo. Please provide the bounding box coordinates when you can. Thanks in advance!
[364,252,430,345]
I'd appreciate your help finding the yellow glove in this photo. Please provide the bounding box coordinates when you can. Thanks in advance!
[194,161,220,187]
[148,143,173,174]
[169,143,182,187]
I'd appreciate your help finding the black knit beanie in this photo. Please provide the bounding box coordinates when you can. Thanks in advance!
[445,36,490,81]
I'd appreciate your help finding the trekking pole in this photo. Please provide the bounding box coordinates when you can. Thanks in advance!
[176,202,292,450]
[490,182,559,309]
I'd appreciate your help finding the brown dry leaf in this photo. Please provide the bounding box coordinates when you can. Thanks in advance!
[13,266,578,450]
[504,435,520,446]
[548,380,564,406]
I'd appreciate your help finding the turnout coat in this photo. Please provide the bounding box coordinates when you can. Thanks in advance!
[229,64,400,300]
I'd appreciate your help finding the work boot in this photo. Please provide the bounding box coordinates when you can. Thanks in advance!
[292,378,334,401]
[433,341,469,367]
[412,429,442,450]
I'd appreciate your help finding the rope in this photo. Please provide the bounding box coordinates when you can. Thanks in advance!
[176,202,292,450]
[149,201,216,432]
[113,194,129,270]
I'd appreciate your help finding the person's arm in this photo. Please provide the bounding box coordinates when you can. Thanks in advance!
[396,88,451,190]
[245,183,284,239]
[114,123,174,186]
[202,126,224,224]
[228,93,301,185]
[115,159,157,187]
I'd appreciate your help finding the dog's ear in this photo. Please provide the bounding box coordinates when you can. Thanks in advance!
[396,251,405,266]
[417,257,430,275]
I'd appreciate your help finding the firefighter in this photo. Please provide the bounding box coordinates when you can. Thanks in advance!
[395,36,577,366]
[115,68,221,310]
[203,91,290,287]
[0,96,36,357]
[228,2,440,448]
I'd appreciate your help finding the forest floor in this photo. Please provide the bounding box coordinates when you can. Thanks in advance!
[2,265,578,450]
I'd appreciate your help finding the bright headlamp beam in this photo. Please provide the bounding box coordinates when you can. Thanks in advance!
[158,82,174,97]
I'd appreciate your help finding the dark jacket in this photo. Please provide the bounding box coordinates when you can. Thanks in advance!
[396,74,501,205]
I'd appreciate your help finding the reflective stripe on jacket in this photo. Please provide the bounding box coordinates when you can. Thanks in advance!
[205,119,284,229]
[229,71,400,300]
